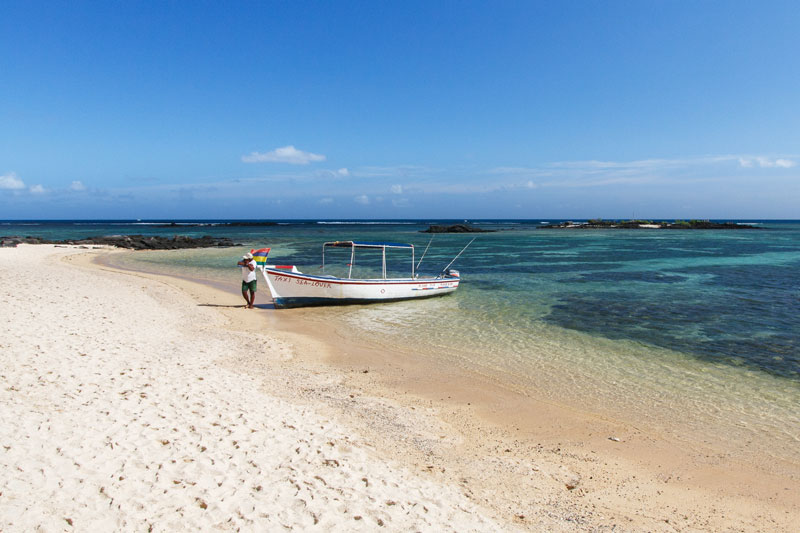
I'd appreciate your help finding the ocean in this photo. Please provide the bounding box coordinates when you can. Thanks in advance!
[4,219,799,464]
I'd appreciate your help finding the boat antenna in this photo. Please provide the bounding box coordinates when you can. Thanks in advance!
[438,237,475,277]
[415,235,434,272]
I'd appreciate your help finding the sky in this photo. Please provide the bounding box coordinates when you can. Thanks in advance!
[1,1,799,220]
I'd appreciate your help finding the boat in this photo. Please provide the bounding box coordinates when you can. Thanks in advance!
[258,240,466,309]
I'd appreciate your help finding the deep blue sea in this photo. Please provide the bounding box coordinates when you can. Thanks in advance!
[4,219,799,458]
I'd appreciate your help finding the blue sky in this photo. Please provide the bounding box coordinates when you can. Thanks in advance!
[2,1,798,219]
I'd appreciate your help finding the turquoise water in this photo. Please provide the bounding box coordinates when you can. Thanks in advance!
[4,219,798,377]
[5,219,800,460]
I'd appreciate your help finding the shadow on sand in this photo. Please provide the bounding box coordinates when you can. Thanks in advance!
[197,303,275,310]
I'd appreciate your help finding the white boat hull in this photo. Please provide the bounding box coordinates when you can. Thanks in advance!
[261,266,460,309]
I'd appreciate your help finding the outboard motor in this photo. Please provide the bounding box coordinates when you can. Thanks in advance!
[445,269,460,278]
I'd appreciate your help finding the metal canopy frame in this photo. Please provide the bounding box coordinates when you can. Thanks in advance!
[322,241,415,280]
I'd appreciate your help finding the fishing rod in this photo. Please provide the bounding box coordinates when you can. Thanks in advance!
[438,237,475,277]
[415,235,434,272]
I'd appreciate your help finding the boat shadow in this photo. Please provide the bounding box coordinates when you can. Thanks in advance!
[197,303,276,310]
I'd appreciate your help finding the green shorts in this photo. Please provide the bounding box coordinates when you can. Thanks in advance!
[242,280,257,293]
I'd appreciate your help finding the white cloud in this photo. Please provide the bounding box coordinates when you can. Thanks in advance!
[390,184,403,194]
[70,180,86,191]
[391,198,409,207]
[354,194,370,205]
[318,197,334,204]
[241,145,326,165]
[0,172,25,190]
[29,184,46,194]
[336,168,349,176]
[525,181,537,189]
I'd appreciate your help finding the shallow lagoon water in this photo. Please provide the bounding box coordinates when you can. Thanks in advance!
[7,219,800,464]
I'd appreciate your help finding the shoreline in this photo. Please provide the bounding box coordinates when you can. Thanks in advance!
[95,248,800,530]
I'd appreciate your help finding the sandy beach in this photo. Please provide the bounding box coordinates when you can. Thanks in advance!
[1,245,798,531]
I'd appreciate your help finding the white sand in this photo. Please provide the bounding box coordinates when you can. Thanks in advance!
[3,244,798,532]
[0,245,510,531]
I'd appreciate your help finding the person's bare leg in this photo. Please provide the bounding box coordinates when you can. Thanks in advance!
[242,290,250,307]
[247,290,256,308]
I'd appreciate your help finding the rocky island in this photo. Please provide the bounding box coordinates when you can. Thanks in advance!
[540,219,759,230]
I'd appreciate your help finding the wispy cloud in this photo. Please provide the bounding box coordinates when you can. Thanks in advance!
[545,154,796,173]
[354,194,370,205]
[70,180,86,191]
[481,154,798,193]
[242,145,326,165]
[29,184,46,194]
[546,158,693,170]
[390,184,403,194]
[540,154,788,173]
[540,175,662,188]
[540,156,736,175]
[314,168,350,179]
[0,172,25,190]
[738,156,796,168]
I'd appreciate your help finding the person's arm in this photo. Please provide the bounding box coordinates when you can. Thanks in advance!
[247,260,255,271]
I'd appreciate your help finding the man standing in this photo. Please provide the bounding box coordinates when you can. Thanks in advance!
[238,252,257,308]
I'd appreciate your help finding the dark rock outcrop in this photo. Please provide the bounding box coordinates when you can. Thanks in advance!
[1,235,239,249]
[421,224,495,233]
[539,220,758,230]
